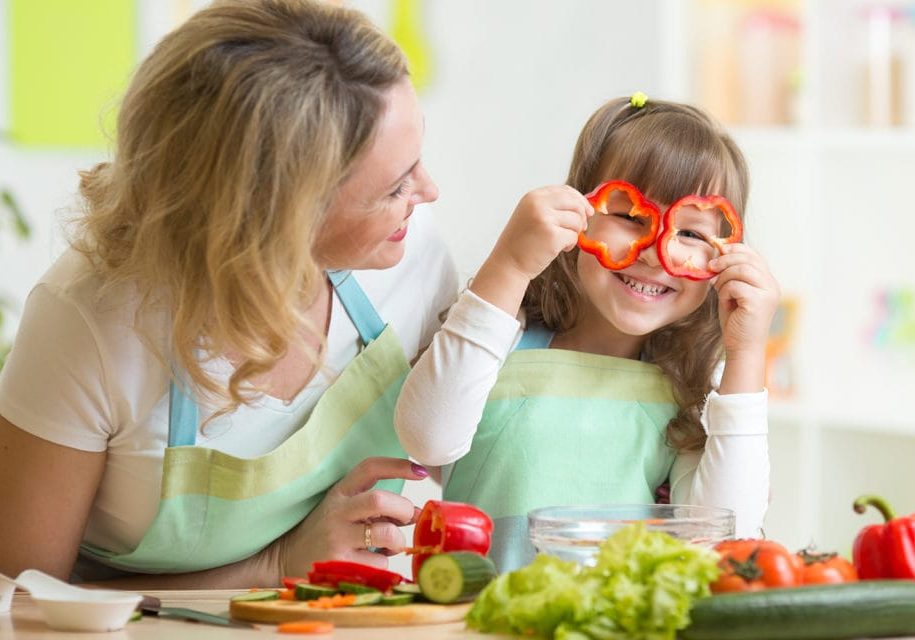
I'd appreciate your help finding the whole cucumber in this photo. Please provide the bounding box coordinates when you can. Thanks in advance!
[680,581,915,640]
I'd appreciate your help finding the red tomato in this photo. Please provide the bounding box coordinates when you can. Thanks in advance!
[795,548,858,584]
[711,539,801,593]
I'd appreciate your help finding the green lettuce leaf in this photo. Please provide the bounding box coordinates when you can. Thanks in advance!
[466,523,720,639]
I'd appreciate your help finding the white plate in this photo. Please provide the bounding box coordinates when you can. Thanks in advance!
[11,569,141,632]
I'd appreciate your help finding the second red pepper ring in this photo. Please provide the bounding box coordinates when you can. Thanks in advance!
[656,194,743,281]
[406,500,493,581]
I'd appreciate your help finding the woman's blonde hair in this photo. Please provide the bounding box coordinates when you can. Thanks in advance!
[523,97,750,450]
[75,0,407,414]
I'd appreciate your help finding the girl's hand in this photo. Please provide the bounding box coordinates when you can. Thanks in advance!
[492,185,592,281]
[271,457,427,580]
[471,185,592,315]
[709,244,781,392]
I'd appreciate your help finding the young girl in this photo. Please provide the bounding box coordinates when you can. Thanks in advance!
[395,95,778,570]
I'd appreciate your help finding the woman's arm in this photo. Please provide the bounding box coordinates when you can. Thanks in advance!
[669,390,769,538]
[0,415,278,587]
[0,415,106,580]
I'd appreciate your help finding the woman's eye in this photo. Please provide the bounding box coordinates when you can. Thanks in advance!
[389,178,412,199]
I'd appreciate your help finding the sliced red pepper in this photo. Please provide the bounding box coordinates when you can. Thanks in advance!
[406,500,493,580]
[852,495,915,580]
[577,180,661,271]
[656,194,743,281]
[281,576,310,589]
[306,560,404,592]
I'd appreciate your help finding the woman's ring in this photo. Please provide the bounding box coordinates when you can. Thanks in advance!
[363,522,373,549]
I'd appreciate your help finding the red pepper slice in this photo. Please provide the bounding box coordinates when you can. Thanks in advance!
[281,576,310,589]
[306,560,404,592]
[406,500,493,580]
[577,180,661,271]
[852,495,915,580]
[656,194,743,281]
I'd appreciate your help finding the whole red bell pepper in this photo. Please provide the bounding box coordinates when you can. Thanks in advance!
[656,194,743,281]
[852,495,915,579]
[577,180,661,271]
[407,500,493,580]
[306,560,404,591]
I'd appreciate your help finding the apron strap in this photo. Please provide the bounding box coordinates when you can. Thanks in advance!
[514,322,555,350]
[168,379,199,447]
[327,270,385,345]
[167,271,384,447]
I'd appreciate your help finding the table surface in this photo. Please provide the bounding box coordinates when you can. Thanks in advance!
[3,589,494,639]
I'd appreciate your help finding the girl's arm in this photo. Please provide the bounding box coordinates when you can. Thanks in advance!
[669,390,769,538]
[395,289,521,465]
[395,186,591,466]
[671,243,779,537]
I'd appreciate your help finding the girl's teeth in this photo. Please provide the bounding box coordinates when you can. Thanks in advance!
[621,275,667,296]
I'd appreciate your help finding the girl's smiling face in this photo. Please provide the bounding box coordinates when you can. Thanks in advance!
[314,78,438,271]
[573,190,712,358]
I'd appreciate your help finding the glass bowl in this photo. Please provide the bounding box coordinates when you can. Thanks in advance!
[528,504,735,566]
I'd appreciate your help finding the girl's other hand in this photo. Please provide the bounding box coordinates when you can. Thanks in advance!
[471,185,592,316]
[271,457,427,580]
[709,244,781,393]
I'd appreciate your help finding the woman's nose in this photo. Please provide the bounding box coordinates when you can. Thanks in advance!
[410,162,439,205]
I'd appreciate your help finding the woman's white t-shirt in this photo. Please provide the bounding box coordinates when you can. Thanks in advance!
[0,211,458,555]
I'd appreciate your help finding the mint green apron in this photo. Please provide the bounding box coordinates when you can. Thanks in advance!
[443,324,679,571]
[78,271,411,574]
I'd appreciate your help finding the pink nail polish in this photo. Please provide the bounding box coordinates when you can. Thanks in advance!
[411,463,429,478]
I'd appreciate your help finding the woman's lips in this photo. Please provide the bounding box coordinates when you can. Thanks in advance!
[387,217,410,242]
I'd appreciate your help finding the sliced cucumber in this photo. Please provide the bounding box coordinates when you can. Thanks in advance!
[393,583,422,595]
[350,592,383,606]
[231,589,280,602]
[380,593,415,606]
[294,583,338,601]
[418,552,497,604]
[337,581,381,595]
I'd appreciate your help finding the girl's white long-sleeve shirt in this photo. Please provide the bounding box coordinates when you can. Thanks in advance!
[395,289,770,538]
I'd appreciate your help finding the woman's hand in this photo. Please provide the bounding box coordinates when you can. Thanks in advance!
[709,243,781,394]
[471,185,592,316]
[271,457,428,580]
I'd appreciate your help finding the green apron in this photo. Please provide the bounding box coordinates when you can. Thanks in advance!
[443,324,679,571]
[78,271,410,574]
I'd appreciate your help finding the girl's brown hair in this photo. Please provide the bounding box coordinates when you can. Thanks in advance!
[74,0,408,414]
[523,97,750,450]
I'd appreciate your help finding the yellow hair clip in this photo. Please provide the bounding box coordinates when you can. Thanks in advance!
[630,91,648,108]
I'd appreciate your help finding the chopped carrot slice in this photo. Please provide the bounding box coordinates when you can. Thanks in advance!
[306,593,356,609]
[278,588,296,600]
[277,620,334,634]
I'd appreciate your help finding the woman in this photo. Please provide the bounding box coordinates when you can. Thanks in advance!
[0,0,456,588]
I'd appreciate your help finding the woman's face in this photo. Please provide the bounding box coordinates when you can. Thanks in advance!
[314,78,438,270]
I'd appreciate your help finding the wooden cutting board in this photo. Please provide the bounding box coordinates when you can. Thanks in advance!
[229,598,473,627]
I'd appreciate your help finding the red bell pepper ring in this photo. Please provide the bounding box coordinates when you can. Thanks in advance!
[577,180,661,271]
[656,194,743,281]
[406,500,493,580]
[306,560,404,591]
[852,495,915,580]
